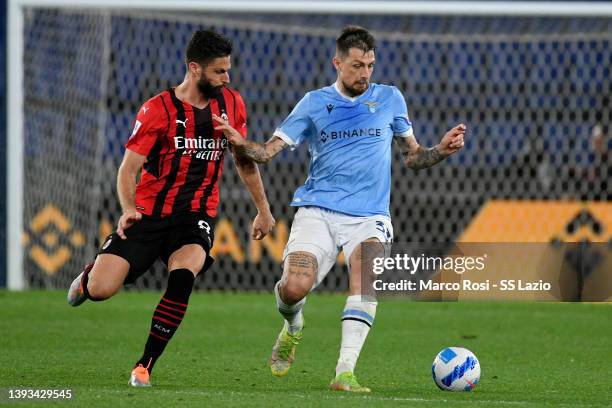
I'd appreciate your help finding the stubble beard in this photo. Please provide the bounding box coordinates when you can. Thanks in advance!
[197,76,224,99]
[341,80,369,97]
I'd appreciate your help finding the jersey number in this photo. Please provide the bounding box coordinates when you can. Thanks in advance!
[198,220,211,234]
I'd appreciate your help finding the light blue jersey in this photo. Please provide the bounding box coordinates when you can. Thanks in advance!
[274,83,413,217]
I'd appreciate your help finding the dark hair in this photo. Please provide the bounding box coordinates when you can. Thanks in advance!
[185,30,233,66]
[336,26,376,57]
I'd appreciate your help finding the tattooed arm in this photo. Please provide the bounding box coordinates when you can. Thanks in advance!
[394,124,466,170]
[231,136,288,164]
[395,136,445,170]
[212,114,288,163]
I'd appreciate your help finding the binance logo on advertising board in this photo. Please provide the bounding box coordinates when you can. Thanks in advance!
[23,205,86,275]
[24,204,324,276]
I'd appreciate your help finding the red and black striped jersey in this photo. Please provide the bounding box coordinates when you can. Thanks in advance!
[126,87,247,218]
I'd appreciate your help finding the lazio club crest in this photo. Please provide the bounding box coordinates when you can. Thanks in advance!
[364,101,379,113]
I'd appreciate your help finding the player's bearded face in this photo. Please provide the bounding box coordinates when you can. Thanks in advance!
[337,49,375,97]
[341,78,369,98]
[196,56,231,98]
[197,74,224,98]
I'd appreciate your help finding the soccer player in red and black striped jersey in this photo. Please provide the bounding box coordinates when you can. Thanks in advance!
[66,30,275,387]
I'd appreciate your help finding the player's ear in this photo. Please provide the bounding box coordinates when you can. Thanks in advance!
[332,56,341,72]
[187,61,200,77]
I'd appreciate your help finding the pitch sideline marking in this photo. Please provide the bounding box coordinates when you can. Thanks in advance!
[106,388,540,406]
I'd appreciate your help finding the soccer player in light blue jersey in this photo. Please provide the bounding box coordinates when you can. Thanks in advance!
[213,26,466,392]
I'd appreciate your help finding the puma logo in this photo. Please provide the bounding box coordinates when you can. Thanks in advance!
[176,118,188,128]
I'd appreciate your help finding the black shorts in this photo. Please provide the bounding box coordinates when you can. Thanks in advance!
[99,213,216,284]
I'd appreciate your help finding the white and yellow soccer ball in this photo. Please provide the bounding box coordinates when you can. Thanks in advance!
[432,347,480,391]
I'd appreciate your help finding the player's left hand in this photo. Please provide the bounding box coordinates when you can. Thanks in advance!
[212,114,246,146]
[251,210,275,240]
[437,123,467,156]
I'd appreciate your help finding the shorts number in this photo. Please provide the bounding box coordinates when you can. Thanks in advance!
[198,220,211,234]
[375,221,392,241]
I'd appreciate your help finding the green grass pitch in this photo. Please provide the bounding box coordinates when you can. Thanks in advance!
[0,290,610,407]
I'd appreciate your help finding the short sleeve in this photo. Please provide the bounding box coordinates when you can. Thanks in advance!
[232,90,248,139]
[125,97,167,156]
[391,87,413,138]
[273,93,314,149]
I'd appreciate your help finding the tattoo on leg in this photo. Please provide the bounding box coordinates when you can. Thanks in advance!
[289,254,316,269]
[287,253,317,279]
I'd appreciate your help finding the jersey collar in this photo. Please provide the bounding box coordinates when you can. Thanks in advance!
[333,82,371,102]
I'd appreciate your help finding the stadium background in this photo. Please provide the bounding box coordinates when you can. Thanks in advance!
[1,5,611,407]
[3,3,611,293]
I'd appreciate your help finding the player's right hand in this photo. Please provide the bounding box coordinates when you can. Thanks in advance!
[438,123,466,156]
[212,114,245,146]
[116,210,142,240]
[252,210,276,240]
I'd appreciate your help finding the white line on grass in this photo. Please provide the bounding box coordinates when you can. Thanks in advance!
[288,393,532,406]
[105,388,538,406]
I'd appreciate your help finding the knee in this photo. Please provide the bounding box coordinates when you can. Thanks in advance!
[86,278,116,301]
[178,255,205,276]
[168,245,206,275]
[281,251,318,304]
[280,280,310,305]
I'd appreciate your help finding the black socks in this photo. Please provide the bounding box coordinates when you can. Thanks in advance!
[135,268,195,373]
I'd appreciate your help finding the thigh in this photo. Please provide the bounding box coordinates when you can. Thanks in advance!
[163,214,216,275]
[98,218,166,284]
[347,238,385,297]
[167,244,206,276]
[87,253,130,294]
[342,216,393,271]
[283,207,338,288]
[280,251,318,298]
[341,216,393,296]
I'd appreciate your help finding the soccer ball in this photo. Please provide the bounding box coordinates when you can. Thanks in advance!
[432,347,480,391]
